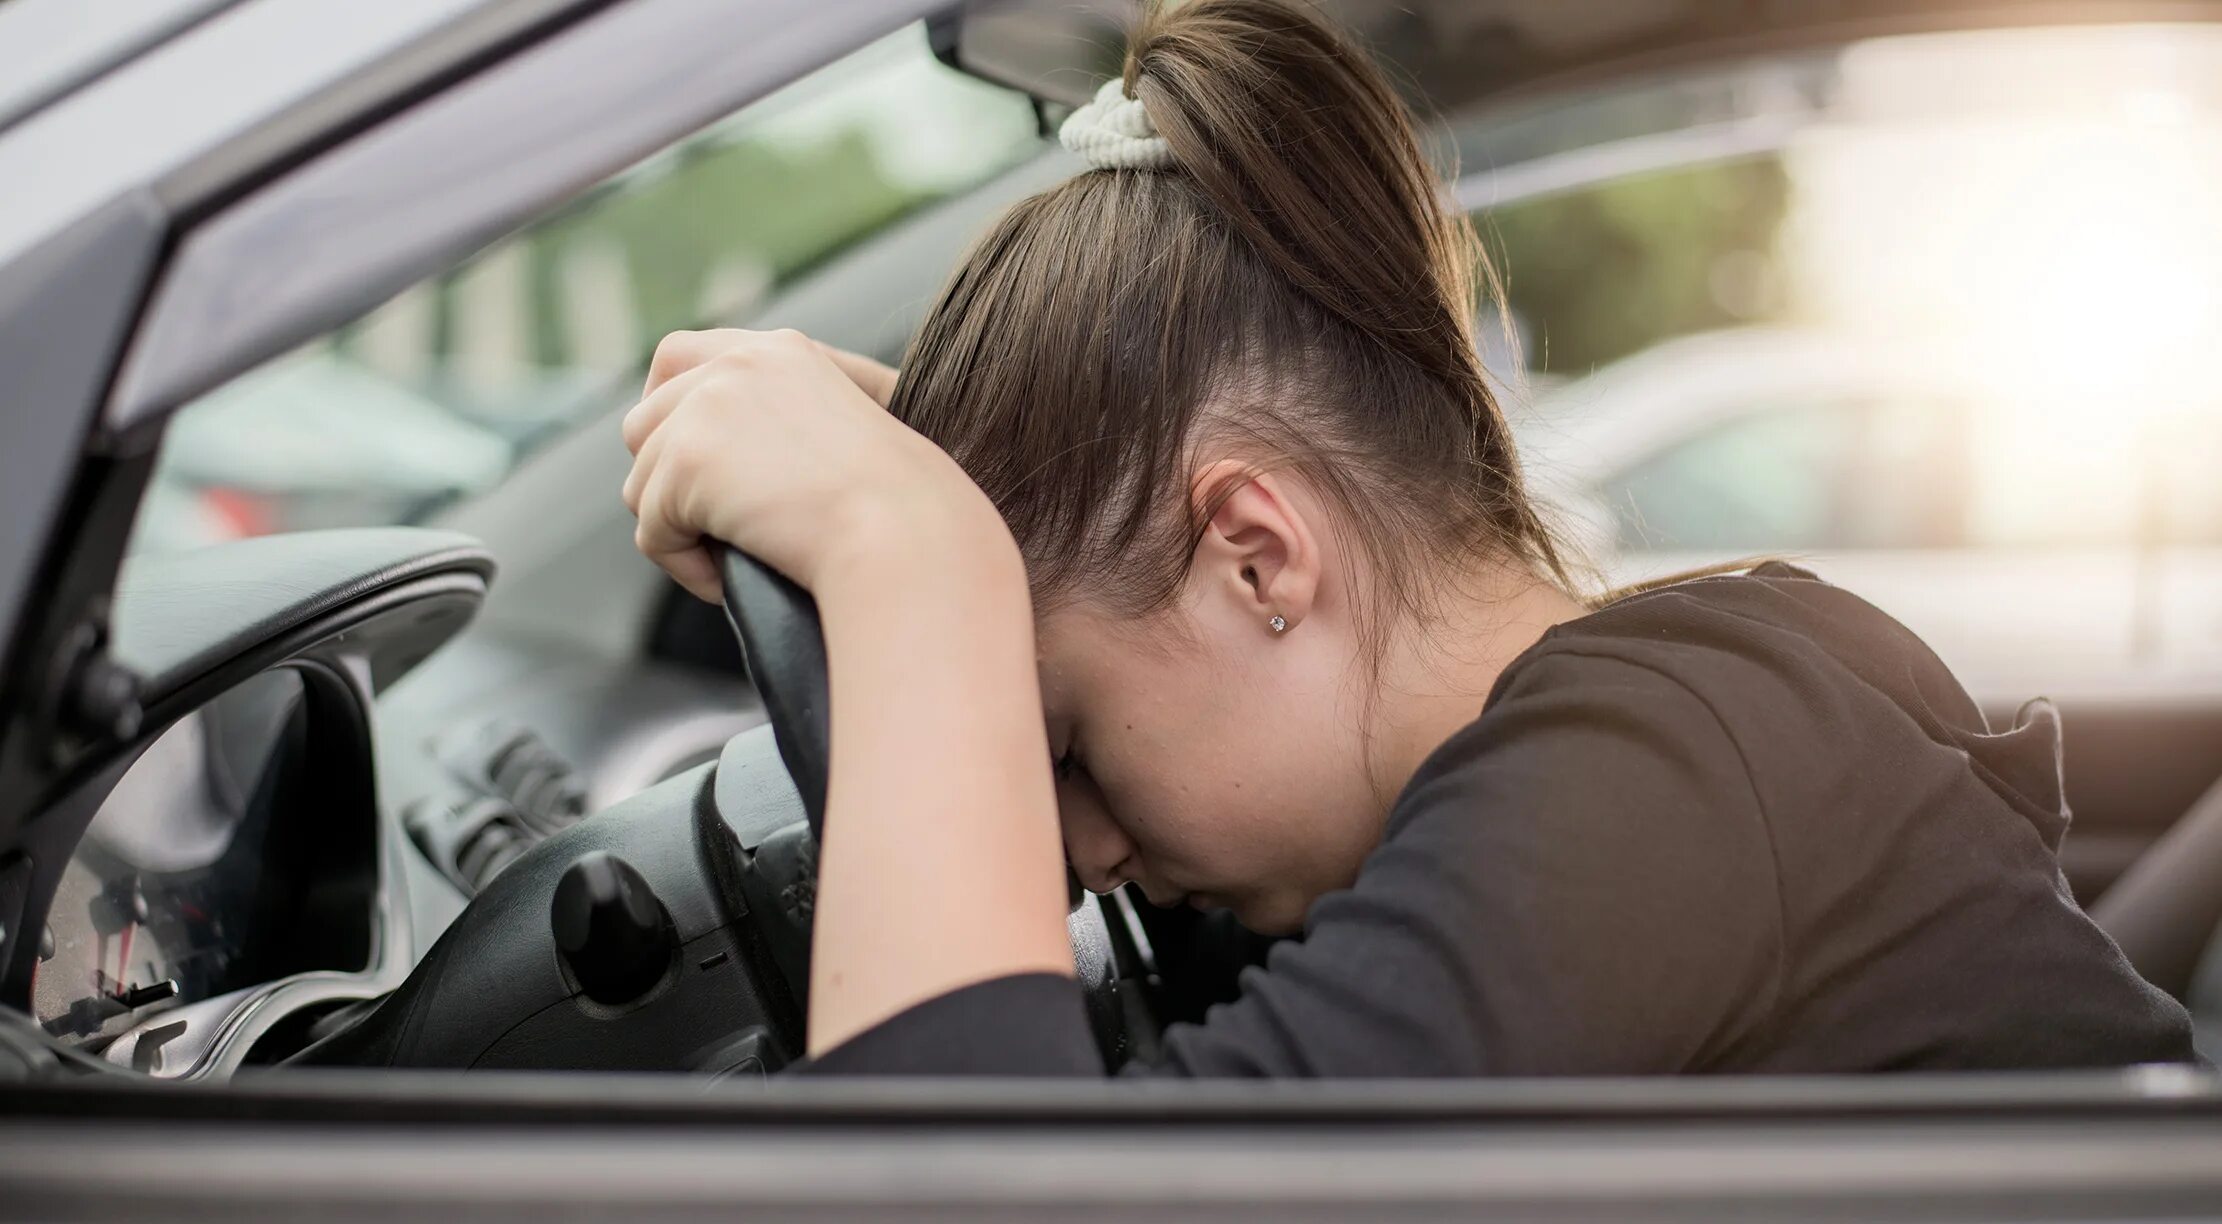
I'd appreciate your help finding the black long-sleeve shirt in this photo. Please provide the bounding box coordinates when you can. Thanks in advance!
[808,564,2198,1076]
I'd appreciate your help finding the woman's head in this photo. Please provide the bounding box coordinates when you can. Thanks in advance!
[890,0,1567,932]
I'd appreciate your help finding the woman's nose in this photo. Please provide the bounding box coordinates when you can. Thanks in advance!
[1059,793,1136,895]
[1071,861,1128,895]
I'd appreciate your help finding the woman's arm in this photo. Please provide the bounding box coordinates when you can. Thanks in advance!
[620,328,1073,1054]
[807,513,1073,1053]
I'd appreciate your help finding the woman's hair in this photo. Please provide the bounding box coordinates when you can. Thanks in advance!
[890,0,1570,647]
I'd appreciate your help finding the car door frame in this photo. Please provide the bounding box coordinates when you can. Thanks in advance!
[0,0,946,849]
[4,1067,2222,1219]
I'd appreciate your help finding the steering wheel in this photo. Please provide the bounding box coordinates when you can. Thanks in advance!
[716,548,831,841]
[712,546,1129,1066]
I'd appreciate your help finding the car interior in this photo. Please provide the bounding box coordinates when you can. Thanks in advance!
[4,0,2222,1099]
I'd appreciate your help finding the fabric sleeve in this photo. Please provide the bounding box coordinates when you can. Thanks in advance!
[804,648,1785,1077]
[796,972,1099,1076]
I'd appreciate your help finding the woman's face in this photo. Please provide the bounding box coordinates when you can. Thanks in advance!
[1034,546,1389,936]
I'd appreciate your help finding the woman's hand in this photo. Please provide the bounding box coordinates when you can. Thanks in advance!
[621,328,991,604]
[620,328,1072,1057]
[813,339,899,408]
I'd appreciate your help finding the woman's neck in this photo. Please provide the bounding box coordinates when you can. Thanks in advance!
[1363,567,1592,812]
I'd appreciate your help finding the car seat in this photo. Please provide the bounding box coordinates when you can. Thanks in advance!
[2089,772,2222,1059]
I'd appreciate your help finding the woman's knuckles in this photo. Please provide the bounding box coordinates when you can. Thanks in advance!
[623,325,996,593]
[644,328,726,393]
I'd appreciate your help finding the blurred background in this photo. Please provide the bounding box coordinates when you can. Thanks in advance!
[132,15,2222,700]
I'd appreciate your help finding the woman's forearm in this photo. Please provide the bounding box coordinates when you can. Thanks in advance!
[804,518,1073,1056]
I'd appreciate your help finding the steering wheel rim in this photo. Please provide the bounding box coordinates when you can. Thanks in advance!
[714,543,1133,1066]
[717,546,831,841]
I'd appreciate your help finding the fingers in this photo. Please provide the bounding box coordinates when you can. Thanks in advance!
[623,359,713,456]
[624,380,758,604]
[663,545,725,604]
[814,340,899,407]
[628,439,702,559]
[645,326,833,395]
[648,326,892,409]
[622,327,898,601]
[630,461,724,603]
[643,329,739,398]
[618,408,665,513]
[629,329,853,457]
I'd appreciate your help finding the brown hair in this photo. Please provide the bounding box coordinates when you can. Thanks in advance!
[891,0,1570,649]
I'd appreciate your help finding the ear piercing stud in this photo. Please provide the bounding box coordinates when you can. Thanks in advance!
[1269,615,1288,634]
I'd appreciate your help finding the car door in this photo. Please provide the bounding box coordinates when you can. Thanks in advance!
[5,1,2222,1218]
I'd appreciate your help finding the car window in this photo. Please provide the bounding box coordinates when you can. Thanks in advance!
[1460,23,2222,567]
[128,26,1045,557]
[1964,401,2222,549]
[1608,396,1968,553]
[1611,402,1852,553]
[2156,416,2222,547]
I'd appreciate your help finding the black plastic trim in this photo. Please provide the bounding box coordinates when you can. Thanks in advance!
[0,197,167,825]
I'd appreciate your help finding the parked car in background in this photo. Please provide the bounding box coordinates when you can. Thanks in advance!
[132,349,515,552]
[1517,325,2222,694]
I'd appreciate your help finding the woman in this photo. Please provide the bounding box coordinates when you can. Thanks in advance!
[619,0,2194,1075]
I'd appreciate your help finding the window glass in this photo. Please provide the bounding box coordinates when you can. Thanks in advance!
[1608,396,1968,554]
[2155,416,2222,546]
[1461,23,2222,560]
[1963,400,2222,548]
[129,27,1044,556]
[1611,402,1852,553]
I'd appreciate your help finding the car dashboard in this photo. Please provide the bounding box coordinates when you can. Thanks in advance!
[0,530,496,1079]
[1,528,1122,1083]
[32,667,377,1052]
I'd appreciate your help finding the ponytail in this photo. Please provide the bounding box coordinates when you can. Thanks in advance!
[892,0,1570,637]
[1133,1,1480,392]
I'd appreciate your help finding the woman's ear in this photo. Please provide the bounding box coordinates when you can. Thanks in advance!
[1191,460,1320,633]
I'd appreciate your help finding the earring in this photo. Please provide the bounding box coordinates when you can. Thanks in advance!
[1268,615,1288,634]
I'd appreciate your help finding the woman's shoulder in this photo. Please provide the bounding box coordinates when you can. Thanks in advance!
[1499,561,1983,735]
[1394,571,1823,834]
[1438,562,2008,811]
[1472,561,2066,843]
[1553,561,1940,671]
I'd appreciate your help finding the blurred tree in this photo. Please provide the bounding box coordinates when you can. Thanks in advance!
[524,129,933,366]
[1476,157,1791,374]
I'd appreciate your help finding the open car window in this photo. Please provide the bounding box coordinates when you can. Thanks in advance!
[1468,22,2222,559]
[127,25,1045,557]
[1609,396,1952,553]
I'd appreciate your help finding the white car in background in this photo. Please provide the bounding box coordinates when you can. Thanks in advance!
[1517,326,2222,695]
[132,350,512,553]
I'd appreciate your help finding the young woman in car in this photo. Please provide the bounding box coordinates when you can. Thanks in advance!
[619,0,2195,1074]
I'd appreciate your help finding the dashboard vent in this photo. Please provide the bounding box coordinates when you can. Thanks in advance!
[405,723,589,894]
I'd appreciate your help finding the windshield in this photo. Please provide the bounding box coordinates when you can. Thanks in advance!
[127,26,1045,557]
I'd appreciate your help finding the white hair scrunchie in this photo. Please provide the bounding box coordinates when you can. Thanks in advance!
[1058,77,1178,171]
